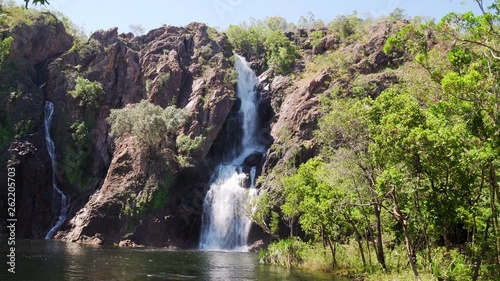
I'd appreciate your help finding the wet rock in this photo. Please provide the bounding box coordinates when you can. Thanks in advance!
[244,152,264,167]
[118,239,144,248]
[247,239,265,253]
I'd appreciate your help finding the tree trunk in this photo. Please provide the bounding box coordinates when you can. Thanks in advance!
[374,204,387,270]
[401,217,421,281]
[391,189,421,281]
[348,219,367,268]
[366,232,372,266]
[327,236,337,269]
[472,218,490,281]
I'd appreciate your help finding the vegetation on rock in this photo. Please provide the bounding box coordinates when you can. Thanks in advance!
[108,100,186,149]
[69,76,104,109]
[254,2,500,281]
[3,1,500,280]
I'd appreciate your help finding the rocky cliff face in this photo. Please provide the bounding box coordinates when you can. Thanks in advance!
[0,11,73,238]
[45,23,237,246]
[0,12,237,246]
[259,21,403,174]
[0,8,404,248]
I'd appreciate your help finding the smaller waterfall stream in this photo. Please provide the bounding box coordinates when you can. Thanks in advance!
[199,55,265,251]
[44,101,69,240]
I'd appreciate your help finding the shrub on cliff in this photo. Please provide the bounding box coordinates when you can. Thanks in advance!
[108,100,187,150]
[69,76,104,109]
[264,30,300,74]
[63,121,92,189]
[0,36,13,67]
[225,17,300,74]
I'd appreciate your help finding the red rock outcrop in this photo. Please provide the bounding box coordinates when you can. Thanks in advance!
[47,23,236,247]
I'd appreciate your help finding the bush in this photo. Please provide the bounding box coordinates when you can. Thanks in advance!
[310,30,325,48]
[175,134,205,167]
[14,119,33,139]
[69,76,104,109]
[264,30,300,74]
[157,72,171,89]
[328,13,362,40]
[63,121,92,189]
[108,100,187,150]
[262,238,307,268]
[176,134,204,154]
[0,36,13,66]
[225,24,265,56]
[223,68,238,86]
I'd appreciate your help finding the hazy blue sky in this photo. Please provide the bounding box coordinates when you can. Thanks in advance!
[16,0,489,34]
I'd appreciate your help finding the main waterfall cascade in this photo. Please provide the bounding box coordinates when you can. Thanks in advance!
[44,101,70,239]
[199,55,266,251]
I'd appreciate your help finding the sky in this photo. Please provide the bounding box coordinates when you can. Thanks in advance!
[14,0,489,35]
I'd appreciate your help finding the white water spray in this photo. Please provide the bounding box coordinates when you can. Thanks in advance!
[44,101,70,239]
[199,55,265,251]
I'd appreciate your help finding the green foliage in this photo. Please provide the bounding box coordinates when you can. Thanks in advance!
[151,184,169,212]
[223,68,237,86]
[175,134,205,167]
[328,12,362,40]
[264,30,300,74]
[129,24,145,36]
[0,2,40,28]
[122,174,173,223]
[310,30,325,48]
[145,79,152,94]
[225,17,300,74]
[157,72,171,89]
[63,121,92,189]
[175,134,204,154]
[431,247,472,281]
[266,3,500,280]
[206,26,219,41]
[262,238,307,268]
[69,76,104,109]
[72,38,101,59]
[14,119,33,139]
[198,44,213,59]
[108,100,187,150]
[225,24,266,55]
[0,36,13,66]
[388,8,408,21]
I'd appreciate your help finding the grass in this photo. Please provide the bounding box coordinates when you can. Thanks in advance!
[261,239,494,281]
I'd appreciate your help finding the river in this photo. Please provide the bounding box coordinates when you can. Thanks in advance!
[0,239,350,281]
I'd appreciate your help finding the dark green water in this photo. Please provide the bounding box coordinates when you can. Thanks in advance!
[0,240,350,281]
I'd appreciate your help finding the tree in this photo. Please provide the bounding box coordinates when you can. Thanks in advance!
[264,29,300,74]
[282,158,343,267]
[383,2,500,278]
[108,100,187,150]
[129,24,146,36]
[316,98,387,270]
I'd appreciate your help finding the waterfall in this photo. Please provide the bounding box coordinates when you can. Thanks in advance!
[199,55,265,251]
[44,101,70,240]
